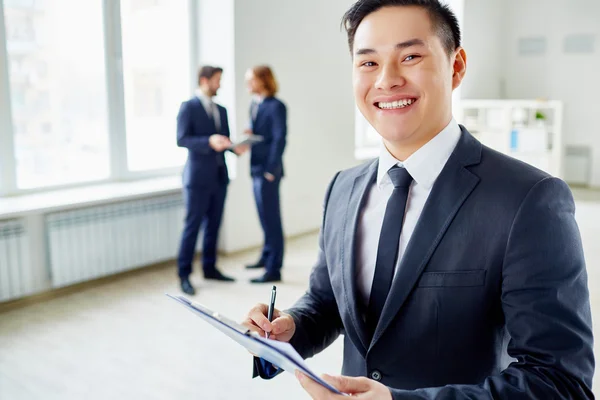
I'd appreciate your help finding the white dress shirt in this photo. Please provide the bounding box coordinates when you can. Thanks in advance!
[195,90,221,131]
[251,95,264,122]
[355,119,462,307]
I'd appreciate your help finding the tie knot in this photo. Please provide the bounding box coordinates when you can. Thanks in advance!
[387,166,413,188]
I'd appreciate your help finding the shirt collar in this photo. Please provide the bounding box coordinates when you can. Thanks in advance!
[377,118,461,190]
[195,89,213,106]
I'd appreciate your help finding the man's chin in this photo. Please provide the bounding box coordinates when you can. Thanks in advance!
[378,130,415,145]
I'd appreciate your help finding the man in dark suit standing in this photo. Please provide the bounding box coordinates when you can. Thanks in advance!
[176,66,246,295]
[244,66,287,283]
[243,1,594,398]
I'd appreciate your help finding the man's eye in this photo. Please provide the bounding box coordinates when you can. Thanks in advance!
[404,55,420,62]
[362,61,376,67]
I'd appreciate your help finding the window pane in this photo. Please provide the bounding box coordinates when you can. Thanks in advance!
[121,0,189,171]
[5,0,110,189]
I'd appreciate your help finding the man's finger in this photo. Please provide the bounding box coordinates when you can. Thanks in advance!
[271,315,293,335]
[242,318,265,336]
[322,374,371,393]
[296,371,333,399]
[248,304,272,332]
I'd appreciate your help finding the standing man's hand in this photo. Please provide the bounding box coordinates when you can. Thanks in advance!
[296,372,392,399]
[242,303,295,342]
[244,128,253,135]
[209,134,231,152]
[234,144,250,156]
[264,172,276,182]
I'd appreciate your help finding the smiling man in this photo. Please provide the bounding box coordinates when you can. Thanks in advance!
[243,1,595,398]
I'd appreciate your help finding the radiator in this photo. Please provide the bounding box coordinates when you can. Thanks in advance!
[0,219,32,301]
[46,194,187,288]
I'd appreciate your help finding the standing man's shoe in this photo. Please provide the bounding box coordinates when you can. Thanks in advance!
[180,277,196,295]
[250,272,281,283]
[246,260,265,269]
[204,269,236,282]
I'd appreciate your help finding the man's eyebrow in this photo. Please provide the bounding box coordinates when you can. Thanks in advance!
[354,38,426,56]
[395,38,426,50]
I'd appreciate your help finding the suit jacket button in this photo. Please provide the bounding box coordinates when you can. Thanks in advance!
[370,370,382,381]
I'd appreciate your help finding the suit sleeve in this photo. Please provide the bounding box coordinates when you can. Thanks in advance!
[176,101,211,155]
[389,177,594,399]
[286,172,345,359]
[265,101,287,175]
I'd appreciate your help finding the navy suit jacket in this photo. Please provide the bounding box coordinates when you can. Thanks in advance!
[286,127,594,399]
[250,97,287,177]
[177,97,230,188]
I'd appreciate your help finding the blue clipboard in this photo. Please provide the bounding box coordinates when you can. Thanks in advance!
[166,294,347,396]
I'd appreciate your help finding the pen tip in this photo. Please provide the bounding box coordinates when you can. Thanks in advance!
[272,285,276,290]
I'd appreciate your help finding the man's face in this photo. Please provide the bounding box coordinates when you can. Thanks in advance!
[245,70,262,94]
[352,6,466,156]
[203,72,222,97]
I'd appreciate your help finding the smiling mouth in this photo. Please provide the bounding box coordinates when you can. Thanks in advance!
[375,98,417,110]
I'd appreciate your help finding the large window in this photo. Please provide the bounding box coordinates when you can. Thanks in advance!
[0,0,195,195]
[4,0,110,189]
[120,0,189,171]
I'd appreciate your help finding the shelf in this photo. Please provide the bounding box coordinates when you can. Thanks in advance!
[457,99,563,178]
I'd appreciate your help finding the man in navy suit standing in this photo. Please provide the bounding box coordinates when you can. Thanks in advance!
[243,1,594,398]
[176,66,247,295]
[244,66,287,283]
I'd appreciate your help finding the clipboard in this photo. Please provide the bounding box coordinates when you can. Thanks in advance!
[228,134,264,150]
[166,294,347,396]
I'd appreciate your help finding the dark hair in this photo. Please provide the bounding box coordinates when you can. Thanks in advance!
[341,0,461,56]
[251,65,279,97]
[198,65,223,85]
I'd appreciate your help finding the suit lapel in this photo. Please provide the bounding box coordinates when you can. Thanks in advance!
[341,160,378,355]
[370,128,482,349]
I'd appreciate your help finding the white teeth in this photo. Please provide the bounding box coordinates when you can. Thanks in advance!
[377,99,414,109]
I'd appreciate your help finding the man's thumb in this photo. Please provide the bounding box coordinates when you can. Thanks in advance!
[322,374,371,393]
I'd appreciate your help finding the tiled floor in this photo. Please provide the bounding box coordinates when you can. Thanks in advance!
[1,190,599,399]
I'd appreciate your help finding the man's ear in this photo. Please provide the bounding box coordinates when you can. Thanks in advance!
[452,47,467,89]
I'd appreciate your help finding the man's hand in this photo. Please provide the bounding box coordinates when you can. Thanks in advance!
[264,172,276,182]
[296,372,392,399]
[242,303,295,342]
[209,134,231,152]
[233,143,249,156]
[244,128,253,135]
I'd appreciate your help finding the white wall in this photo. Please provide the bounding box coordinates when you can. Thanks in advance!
[199,0,358,253]
[461,0,600,186]
[197,0,236,132]
[502,0,600,186]
[201,0,600,255]
[461,0,506,99]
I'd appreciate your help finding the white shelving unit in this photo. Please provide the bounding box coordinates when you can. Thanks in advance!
[457,100,563,178]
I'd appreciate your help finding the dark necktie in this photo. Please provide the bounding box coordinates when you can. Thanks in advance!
[207,100,220,132]
[367,165,413,337]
